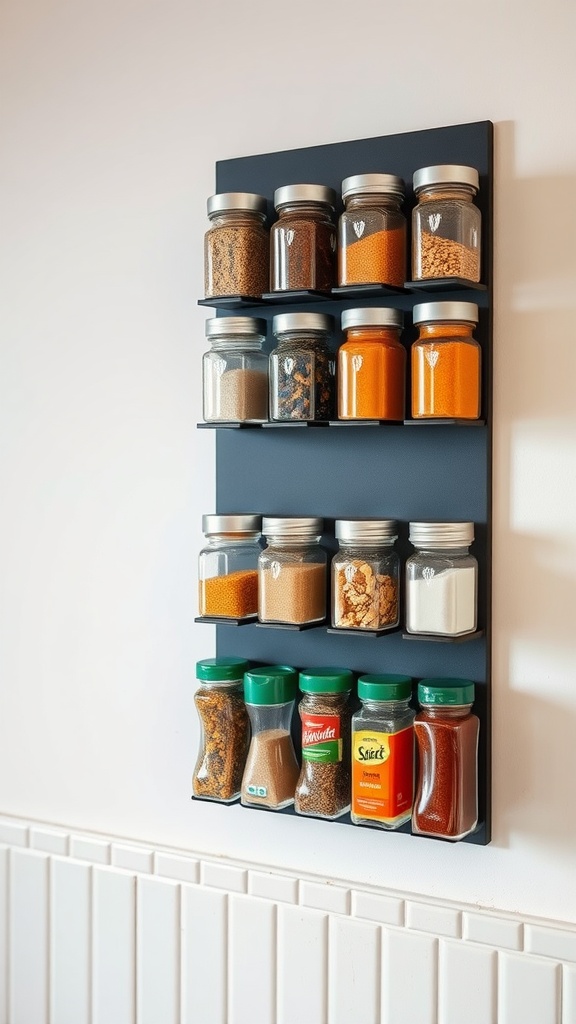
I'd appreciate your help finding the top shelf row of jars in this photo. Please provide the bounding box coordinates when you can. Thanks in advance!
[201,165,487,307]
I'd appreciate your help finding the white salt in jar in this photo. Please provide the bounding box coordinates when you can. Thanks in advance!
[405,522,478,636]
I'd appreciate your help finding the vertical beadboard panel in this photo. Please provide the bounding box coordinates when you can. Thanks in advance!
[277,905,328,1024]
[136,876,180,1024]
[181,884,228,1024]
[498,952,560,1024]
[92,867,136,1024]
[438,939,497,1024]
[9,848,49,1024]
[382,927,438,1024]
[51,857,91,1024]
[228,894,276,1024]
[0,848,7,1024]
[328,917,381,1024]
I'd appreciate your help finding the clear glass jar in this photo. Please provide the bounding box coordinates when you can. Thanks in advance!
[193,657,250,803]
[295,668,353,820]
[259,516,327,625]
[412,165,481,282]
[270,184,337,293]
[269,312,335,421]
[413,678,479,840]
[202,317,269,423]
[338,174,406,287]
[241,666,300,809]
[198,514,261,620]
[351,674,415,829]
[411,301,481,419]
[204,192,269,298]
[332,519,400,630]
[405,522,478,636]
[338,307,406,421]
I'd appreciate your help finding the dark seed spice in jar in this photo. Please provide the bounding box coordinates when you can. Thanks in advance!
[193,688,250,801]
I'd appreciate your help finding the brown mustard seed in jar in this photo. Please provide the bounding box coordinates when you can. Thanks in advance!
[193,658,250,802]
[204,192,269,298]
[295,668,353,819]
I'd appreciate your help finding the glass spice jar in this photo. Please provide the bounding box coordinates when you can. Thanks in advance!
[203,317,269,424]
[338,173,406,287]
[269,312,335,421]
[258,517,327,625]
[351,674,415,830]
[413,678,479,841]
[204,192,269,299]
[295,667,353,820]
[405,522,478,637]
[270,184,337,293]
[241,665,300,810]
[411,301,481,419]
[193,657,251,803]
[331,519,400,631]
[338,307,406,421]
[198,514,262,620]
[412,165,481,282]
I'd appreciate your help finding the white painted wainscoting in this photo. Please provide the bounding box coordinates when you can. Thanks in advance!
[0,815,575,1024]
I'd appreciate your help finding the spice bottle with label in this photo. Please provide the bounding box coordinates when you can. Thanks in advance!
[351,674,414,829]
[331,519,400,631]
[405,522,478,637]
[199,514,262,620]
[412,165,481,282]
[241,666,300,810]
[270,184,337,293]
[203,317,269,424]
[193,658,250,803]
[295,668,353,820]
[411,301,481,420]
[413,678,479,841]
[204,192,269,299]
[338,174,406,287]
[269,312,335,421]
[258,517,326,625]
[338,307,406,421]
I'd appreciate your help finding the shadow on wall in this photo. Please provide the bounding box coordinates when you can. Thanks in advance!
[491,120,576,853]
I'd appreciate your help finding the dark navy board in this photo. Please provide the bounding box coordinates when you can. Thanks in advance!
[208,121,493,845]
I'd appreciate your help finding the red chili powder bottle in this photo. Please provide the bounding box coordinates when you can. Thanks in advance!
[413,678,479,841]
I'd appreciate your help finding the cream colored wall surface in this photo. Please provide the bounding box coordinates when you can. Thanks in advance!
[1,0,575,923]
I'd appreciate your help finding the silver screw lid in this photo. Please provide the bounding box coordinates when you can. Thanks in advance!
[409,522,474,548]
[342,173,405,201]
[272,312,334,335]
[336,519,398,544]
[341,307,404,331]
[262,516,324,540]
[412,301,479,325]
[273,184,337,210]
[205,316,266,339]
[413,165,479,192]
[207,192,268,217]
[202,514,262,535]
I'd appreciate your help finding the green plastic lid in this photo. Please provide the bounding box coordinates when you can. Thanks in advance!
[298,667,354,694]
[243,665,298,705]
[196,657,249,682]
[358,674,413,701]
[418,677,475,706]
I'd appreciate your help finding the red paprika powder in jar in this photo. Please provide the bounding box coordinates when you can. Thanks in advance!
[413,678,479,841]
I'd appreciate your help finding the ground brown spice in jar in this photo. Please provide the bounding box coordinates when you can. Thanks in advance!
[241,729,300,808]
[215,368,268,422]
[417,231,479,281]
[205,224,269,298]
[295,696,352,819]
[259,562,326,624]
[271,220,336,292]
[333,562,398,629]
[193,688,250,801]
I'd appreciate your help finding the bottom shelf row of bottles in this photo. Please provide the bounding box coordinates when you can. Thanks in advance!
[193,658,481,842]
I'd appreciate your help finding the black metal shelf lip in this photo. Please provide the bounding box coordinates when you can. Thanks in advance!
[197,295,265,309]
[326,625,401,638]
[194,615,258,626]
[197,421,263,429]
[328,419,404,427]
[331,283,406,297]
[255,620,327,631]
[401,629,485,643]
[191,794,240,805]
[403,418,486,427]
[404,277,487,293]
[261,420,330,428]
[260,289,332,304]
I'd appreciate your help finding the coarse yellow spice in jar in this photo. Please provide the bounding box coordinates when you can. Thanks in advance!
[198,514,261,619]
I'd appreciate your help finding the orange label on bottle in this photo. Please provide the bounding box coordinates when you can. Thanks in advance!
[352,727,414,823]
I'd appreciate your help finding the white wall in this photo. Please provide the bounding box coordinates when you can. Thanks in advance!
[1,0,575,926]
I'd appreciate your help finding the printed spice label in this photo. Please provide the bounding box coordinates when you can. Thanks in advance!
[301,714,342,763]
[352,727,413,823]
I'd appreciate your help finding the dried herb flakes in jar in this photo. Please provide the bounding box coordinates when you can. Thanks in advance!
[193,658,250,803]
[295,667,353,820]
[270,312,335,421]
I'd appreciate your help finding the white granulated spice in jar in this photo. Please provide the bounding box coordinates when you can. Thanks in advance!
[406,566,476,635]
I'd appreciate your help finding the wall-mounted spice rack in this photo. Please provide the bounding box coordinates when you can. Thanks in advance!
[197,120,493,845]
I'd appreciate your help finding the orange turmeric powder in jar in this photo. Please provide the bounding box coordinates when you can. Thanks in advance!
[338,307,406,421]
[338,174,406,287]
[411,301,481,419]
